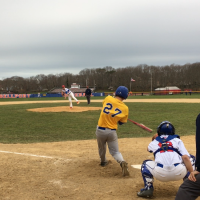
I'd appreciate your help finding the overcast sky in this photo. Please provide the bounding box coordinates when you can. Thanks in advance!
[0,0,200,80]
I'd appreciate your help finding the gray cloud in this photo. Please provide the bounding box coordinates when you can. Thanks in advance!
[0,0,200,79]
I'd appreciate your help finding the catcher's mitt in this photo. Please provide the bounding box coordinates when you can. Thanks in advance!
[152,133,158,141]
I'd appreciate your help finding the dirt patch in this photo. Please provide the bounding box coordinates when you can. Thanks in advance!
[1,98,200,105]
[0,136,199,200]
[27,106,102,112]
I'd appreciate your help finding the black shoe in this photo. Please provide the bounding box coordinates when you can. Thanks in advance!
[137,187,154,198]
[100,161,108,167]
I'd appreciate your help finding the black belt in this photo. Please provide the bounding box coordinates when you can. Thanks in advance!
[98,126,116,131]
[157,163,180,168]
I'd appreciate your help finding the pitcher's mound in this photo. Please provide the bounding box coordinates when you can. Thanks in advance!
[27,106,102,113]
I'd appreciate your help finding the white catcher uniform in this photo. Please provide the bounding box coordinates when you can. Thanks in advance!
[62,87,79,108]
[146,135,195,182]
[137,121,196,198]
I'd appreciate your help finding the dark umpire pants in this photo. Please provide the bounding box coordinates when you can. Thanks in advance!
[175,113,200,200]
[86,95,91,104]
[196,113,200,176]
[175,174,200,200]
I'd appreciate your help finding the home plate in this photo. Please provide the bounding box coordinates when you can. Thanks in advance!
[131,165,141,169]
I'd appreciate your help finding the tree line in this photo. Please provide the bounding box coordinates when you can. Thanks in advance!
[1,62,200,93]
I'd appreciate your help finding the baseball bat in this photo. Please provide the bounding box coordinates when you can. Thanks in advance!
[128,119,153,133]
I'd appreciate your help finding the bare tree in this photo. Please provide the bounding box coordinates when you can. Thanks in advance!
[1,62,200,93]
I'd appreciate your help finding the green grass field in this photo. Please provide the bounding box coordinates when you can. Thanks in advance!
[0,95,199,144]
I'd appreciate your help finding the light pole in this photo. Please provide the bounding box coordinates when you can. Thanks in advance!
[86,78,88,87]
[151,72,152,95]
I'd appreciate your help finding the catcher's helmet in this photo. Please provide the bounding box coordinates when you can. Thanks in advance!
[62,85,65,88]
[115,86,129,99]
[157,121,175,136]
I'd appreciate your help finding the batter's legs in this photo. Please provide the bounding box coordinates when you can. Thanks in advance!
[95,129,124,163]
[96,128,129,175]
[96,129,107,162]
[107,133,124,163]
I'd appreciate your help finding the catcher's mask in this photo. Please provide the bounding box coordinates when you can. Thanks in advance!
[157,121,175,136]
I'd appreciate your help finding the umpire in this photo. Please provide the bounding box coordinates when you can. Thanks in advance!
[85,86,92,104]
[175,113,200,200]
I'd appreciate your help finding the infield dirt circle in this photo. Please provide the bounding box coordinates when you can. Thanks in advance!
[0,99,199,200]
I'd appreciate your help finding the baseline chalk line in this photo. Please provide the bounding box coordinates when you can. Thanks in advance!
[0,150,70,160]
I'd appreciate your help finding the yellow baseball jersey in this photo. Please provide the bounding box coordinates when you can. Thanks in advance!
[98,96,129,130]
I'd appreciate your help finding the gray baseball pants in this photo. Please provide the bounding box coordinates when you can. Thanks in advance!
[175,173,200,200]
[95,126,124,163]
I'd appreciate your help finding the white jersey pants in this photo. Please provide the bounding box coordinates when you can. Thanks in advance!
[146,161,187,182]
[68,92,78,107]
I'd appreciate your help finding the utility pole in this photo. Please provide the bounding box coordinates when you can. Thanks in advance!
[151,72,152,95]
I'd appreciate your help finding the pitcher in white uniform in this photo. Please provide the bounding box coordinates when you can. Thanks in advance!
[137,121,195,198]
[61,85,79,108]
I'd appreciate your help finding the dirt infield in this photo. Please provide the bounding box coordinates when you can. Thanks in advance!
[27,106,102,113]
[1,98,200,105]
[0,99,199,200]
[0,136,198,200]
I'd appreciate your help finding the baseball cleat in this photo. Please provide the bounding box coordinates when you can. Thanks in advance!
[120,161,129,176]
[77,101,80,104]
[70,107,72,109]
[137,187,153,198]
[100,161,109,167]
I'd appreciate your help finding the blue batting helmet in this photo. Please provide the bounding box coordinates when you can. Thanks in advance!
[115,86,129,99]
[157,121,175,136]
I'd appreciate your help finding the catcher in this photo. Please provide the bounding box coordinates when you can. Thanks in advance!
[61,85,79,108]
[137,121,195,198]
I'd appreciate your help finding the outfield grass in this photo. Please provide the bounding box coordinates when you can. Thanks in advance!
[0,99,199,144]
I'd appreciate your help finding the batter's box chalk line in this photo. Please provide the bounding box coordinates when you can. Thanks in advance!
[131,165,141,169]
[0,150,71,161]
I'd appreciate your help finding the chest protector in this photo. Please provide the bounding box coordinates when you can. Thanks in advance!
[153,135,182,157]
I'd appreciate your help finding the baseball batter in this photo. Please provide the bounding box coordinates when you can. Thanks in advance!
[137,121,195,198]
[95,86,129,176]
[61,85,79,108]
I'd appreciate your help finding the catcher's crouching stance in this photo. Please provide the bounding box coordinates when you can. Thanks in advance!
[137,121,195,198]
